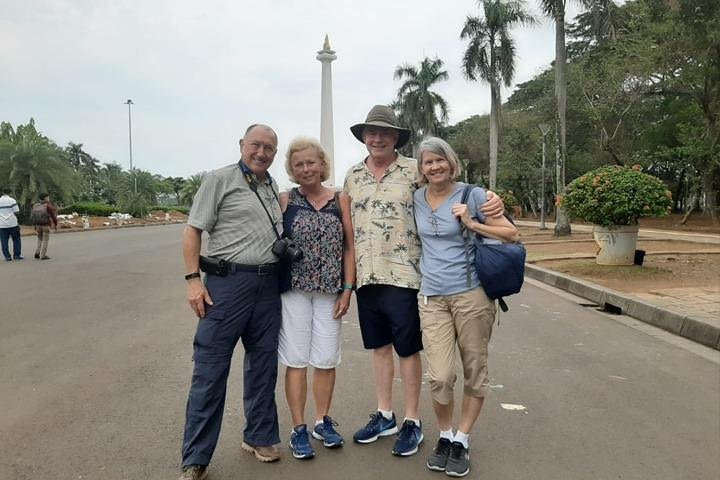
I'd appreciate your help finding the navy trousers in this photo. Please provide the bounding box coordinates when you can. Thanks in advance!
[0,226,21,260]
[181,269,282,467]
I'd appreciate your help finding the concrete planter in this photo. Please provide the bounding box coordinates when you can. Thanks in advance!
[592,224,640,265]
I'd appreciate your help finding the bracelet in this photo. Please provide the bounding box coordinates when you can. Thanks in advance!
[184,272,201,281]
[342,283,354,291]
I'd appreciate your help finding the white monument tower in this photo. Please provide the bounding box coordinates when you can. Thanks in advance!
[316,34,337,186]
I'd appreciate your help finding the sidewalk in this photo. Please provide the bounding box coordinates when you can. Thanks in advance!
[517,220,720,350]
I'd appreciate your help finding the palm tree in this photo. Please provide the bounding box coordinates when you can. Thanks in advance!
[66,142,102,201]
[180,173,206,206]
[166,176,187,205]
[393,57,450,150]
[461,0,536,190]
[538,0,618,236]
[0,120,78,214]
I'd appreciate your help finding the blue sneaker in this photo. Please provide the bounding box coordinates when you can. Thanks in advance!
[312,415,344,448]
[392,419,423,456]
[289,424,315,459]
[353,411,398,443]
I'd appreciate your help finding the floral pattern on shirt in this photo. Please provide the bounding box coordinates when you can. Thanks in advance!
[285,188,344,294]
[343,154,421,290]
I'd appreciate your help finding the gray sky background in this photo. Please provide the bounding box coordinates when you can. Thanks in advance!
[2,0,580,190]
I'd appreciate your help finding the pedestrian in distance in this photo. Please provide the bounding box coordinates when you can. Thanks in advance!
[343,105,505,458]
[0,187,23,261]
[277,137,356,459]
[414,137,518,477]
[179,124,285,480]
[31,193,58,260]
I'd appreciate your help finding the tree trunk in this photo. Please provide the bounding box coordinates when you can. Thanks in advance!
[701,167,719,224]
[489,81,500,191]
[674,167,686,212]
[680,191,699,225]
[554,7,571,236]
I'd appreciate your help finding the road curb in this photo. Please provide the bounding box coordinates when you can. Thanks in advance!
[525,263,720,350]
[19,221,184,237]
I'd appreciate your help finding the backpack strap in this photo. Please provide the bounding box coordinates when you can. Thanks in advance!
[460,184,475,289]
[334,190,342,219]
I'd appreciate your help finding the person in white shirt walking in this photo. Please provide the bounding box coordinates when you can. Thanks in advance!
[0,188,23,261]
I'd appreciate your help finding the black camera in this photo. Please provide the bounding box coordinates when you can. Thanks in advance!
[272,237,304,262]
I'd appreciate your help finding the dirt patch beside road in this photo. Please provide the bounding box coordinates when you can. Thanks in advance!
[18,210,188,236]
[537,254,720,293]
[521,224,720,296]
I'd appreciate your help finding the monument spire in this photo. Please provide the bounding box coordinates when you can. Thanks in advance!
[316,34,337,186]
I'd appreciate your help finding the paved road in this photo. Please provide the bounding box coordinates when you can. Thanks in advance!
[1,225,718,480]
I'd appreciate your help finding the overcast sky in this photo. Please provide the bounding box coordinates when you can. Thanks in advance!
[2,0,581,190]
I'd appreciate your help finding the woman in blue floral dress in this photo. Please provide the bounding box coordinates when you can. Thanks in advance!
[278,137,355,459]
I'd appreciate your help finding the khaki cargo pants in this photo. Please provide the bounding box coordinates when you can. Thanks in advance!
[419,287,496,404]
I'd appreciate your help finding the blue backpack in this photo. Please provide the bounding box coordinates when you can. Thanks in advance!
[460,185,526,312]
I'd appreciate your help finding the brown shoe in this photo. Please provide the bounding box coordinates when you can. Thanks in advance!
[178,465,208,480]
[241,441,281,462]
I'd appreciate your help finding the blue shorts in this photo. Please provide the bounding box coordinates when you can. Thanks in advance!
[356,284,423,357]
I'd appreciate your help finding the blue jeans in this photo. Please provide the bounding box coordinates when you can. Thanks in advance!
[181,269,282,467]
[0,226,21,259]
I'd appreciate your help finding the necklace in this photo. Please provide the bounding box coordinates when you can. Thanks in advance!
[301,188,328,210]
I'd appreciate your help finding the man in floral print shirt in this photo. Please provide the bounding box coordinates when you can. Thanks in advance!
[343,105,503,457]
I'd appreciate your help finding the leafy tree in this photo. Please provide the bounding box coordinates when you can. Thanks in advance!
[393,57,450,151]
[165,176,187,205]
[123,169,159,205]
[461,0,536,190]
[448,114,491,186]
[648,0,720,222]
[97,163,127,206]
[536,0,624,235]
[0,120,78,216]
[180,173,206,206]
[65,142,103,201]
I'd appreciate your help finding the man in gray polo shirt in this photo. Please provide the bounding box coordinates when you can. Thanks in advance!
[180,124,284,480]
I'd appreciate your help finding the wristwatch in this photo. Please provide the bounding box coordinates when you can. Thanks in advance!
[184,272,201,281]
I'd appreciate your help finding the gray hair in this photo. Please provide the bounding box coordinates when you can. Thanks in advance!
[241,124,278,144]
[415,137,462,186]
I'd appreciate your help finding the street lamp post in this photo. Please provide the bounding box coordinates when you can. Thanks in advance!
[538,123,551,230]
[125,99,137,193]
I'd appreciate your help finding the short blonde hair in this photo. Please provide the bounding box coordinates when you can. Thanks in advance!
[285,137,331,183]
[415,137,462,186]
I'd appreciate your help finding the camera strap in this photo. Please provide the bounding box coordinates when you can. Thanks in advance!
[239,162,282,241]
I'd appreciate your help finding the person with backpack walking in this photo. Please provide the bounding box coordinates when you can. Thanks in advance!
[0,187,23,261]
[413,137,518,477]
[31,193,57,260]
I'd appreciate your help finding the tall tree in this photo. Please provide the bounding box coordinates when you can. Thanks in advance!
[0,120,78,214]
[538,0,618,235]
[538,0,572,235]
[461,0,536,190]
[393,57,450,150]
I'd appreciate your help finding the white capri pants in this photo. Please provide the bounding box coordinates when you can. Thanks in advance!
[279,289,342,369]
